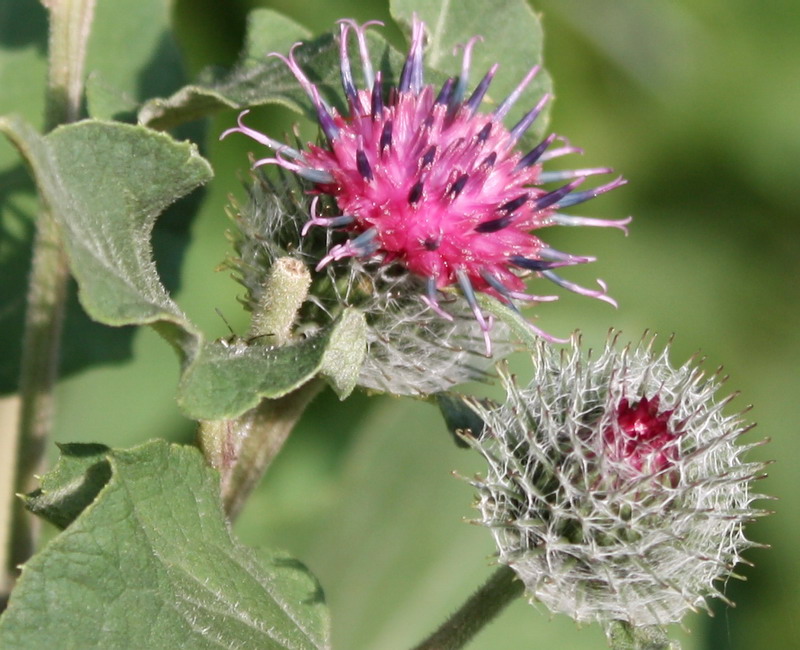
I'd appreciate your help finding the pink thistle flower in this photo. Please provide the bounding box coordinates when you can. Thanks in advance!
[222,17,629,354]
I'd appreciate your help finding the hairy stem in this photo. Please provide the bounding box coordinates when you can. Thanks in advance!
[203,379,323,520]
[199,257,315,520]
[3,0,96,601]
[412,565,524,650]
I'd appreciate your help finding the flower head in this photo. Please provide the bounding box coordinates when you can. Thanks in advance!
[460,334,768,627]
[222,17,629,354]
[225,171,513,396]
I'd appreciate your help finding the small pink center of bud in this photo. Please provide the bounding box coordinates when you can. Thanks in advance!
[603,395,681,479]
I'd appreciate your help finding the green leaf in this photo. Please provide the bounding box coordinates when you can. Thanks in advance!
[0,441,330,649]
[178,335,328,420]
[0,116,211,356]
[85,0,187,120]
[23,443,111,529]
[390,0,552,143]
[0,0,47,393]
[476,291,553,350]
[178,308,366,420]
[435,392,489,448]
[319,308,367,400]
[139,9,315,129]
[139,9,407,130]
[0,0,202,393]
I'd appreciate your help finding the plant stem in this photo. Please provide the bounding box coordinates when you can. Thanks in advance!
[205,379,324,520]
[43,0,97,129]
[199,257,315,520]
[3,0,96,601]
[412,565,524,650]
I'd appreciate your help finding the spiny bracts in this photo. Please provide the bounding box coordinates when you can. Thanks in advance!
[460,333,769,627]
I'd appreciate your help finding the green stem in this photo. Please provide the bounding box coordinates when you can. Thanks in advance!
[43,0,97,130]
[199,257,315,520]
[203,379,323,520]
[412,565,524,650]
[3,0,96,601]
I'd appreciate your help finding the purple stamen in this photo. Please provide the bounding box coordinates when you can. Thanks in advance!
[399,17,425,93]
[457,269,493,356]
[500,193,529,213]
[379,119,393,152]
[270,47,339,143]
[356,149,373,180]
[448,173,470,199]
[465,65,498,114]
[316,105,339,142]
[538,167,612,183]
[516,133,557,170]
[420,145,437,168]
[532,178,585,212]
[542,271,617,307]
[337,19,380,88]
[474,193,529,233]
[408,180,424,204]
[338,22,358,106]
[435,77,456,106]
[509,93,550,143]
[509,255,567,272]
[494,64,540,120]
[371,71,384,117]
[474,214,512,234]
[554,177,627,209]
[548,214,632,234]
[476,122,492,144]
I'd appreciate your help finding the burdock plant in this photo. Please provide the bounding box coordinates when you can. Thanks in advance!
[0,2,768,649]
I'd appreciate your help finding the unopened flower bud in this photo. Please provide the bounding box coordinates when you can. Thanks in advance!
[460,333,769,627]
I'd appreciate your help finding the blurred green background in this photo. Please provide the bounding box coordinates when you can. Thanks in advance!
[3,0,798,647]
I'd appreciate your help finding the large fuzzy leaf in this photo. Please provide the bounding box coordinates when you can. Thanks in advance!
[0,117,211,356]
[177,307,367,419]
[0,441,330,649]
[139,9,408,130]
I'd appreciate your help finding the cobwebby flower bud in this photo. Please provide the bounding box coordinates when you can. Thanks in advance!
[460,333,768,627]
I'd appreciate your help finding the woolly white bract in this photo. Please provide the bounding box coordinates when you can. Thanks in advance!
[461,334,767,627]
